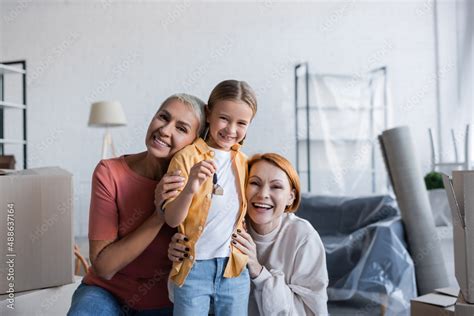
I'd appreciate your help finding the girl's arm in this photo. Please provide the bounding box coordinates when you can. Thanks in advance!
[164,160,216,228]
[90,171,184,280]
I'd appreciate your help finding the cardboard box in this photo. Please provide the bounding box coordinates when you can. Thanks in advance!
[455,291,474,316]
[0,167,74,294]
[454,293,474,316]
[443,171,474,303]
[0,276,81,315]
[411,287,458,316]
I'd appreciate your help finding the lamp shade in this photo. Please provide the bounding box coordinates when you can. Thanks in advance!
[88,101,127,127]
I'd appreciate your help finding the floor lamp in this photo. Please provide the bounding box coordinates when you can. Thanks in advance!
[88,101,127,159]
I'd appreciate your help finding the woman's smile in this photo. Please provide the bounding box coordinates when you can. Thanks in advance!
[251,202,274,213]
[151,133,171,149]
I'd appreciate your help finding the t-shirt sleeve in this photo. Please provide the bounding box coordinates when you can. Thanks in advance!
[162,152,190,210]
[88,160,119,240]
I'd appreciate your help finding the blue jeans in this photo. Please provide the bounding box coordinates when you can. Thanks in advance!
[173,257,250,316]
[68,283,173,316]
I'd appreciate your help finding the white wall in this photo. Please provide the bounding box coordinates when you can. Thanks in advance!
[0,0,460,237]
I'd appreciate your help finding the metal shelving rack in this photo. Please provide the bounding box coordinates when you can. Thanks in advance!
[0,60,27,169]
[294,62,388,193]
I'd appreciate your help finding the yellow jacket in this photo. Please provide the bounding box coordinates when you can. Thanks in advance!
[164,138,248,286]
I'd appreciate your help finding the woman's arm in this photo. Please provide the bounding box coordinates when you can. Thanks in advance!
[231,229,262,278]
[90,210,164,280]
[167,232,190,262]
[233,229,329,315]
[90,171,184,280]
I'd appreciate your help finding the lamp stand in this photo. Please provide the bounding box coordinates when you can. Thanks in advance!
[101,127,116,159]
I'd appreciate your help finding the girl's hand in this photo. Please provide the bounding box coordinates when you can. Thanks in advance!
[154,170,185,211]
[232,229,263,279]
[168,233,190,262]
[184,160,217,194]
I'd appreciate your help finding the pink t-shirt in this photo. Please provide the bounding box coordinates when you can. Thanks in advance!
[83,156,176,310]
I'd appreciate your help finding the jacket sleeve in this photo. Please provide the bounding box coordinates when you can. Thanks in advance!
[251,233,329,315]
[161,151,190,210]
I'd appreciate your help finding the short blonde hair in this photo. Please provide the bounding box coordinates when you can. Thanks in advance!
[158,93,206,137]
[247,153,301,213]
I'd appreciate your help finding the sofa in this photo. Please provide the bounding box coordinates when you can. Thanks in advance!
[297,194,417,316]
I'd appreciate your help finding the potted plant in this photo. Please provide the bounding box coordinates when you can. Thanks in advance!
[425,171,450,226]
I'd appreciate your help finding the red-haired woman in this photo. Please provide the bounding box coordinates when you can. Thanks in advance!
[169,153,329,315]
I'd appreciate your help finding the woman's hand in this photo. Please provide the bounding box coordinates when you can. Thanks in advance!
[168,233,190,262]
[183,160,217,194]
[232,228,263,279]
[154,170,185,211]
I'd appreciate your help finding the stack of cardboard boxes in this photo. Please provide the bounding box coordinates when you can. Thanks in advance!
[442,171,474,315]
[411,287,458,315]
[0,168,74,313]
[411,170,474,315]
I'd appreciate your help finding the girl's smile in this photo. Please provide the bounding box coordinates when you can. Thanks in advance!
[205,99,253,151]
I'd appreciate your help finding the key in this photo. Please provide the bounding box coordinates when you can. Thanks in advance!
[213,173,224,196]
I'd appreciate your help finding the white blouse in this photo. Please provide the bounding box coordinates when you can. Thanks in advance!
[248,213,329,315]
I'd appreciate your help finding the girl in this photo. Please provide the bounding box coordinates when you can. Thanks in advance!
[162,80,257,315]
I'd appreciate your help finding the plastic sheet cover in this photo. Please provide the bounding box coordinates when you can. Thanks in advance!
[296,70,389,195]
[298,194,416,316]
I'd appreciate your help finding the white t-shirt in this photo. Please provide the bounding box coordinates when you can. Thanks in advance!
[195,147,241,260]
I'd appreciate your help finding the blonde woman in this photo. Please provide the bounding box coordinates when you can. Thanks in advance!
[68,94,206,316]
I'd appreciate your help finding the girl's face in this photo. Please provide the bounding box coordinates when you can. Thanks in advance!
[205,100,253,151]
[246,160,295,234]
[145,99,200,159]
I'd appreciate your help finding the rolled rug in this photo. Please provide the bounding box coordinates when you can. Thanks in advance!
[379,126,449,294]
